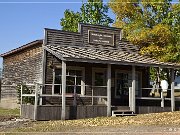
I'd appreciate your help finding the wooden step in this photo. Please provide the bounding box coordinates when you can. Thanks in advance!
[112,109,136,117]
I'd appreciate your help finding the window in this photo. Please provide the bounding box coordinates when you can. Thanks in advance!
[92,68,106,86]
[54,69,62,94]
[66,69,83,94]
[115,71,141,97]
[54,67,85,95]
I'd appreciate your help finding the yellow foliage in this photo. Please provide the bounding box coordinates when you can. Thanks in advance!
[140,45,164,57]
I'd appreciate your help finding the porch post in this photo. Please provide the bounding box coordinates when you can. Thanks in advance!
[131,66,136,112]
[61,60,66,120]
[107,64,111,116]
[171,68,175,112]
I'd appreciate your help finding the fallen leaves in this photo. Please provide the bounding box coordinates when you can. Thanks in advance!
[14,111,180,132]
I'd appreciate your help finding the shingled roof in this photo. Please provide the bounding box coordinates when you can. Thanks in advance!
[44,44,180,69]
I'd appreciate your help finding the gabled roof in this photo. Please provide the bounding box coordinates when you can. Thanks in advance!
[44,44,180,69]
[0,39,43,57]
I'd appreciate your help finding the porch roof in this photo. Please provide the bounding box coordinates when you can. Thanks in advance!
[44,44,180,69]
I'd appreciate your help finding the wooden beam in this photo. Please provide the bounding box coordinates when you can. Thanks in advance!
[171,69,175,112]
[61,60,66,120]
[52,68,55,95]
[129,87,132,108]
[34,84,38,120]
[40,48,47,105]
[161,91,164,108]
[107,64,111,117]
[20,85,23,116]
[131,66,136,112]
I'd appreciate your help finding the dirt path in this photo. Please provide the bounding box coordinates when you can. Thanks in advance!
[3,124,180,135]
[51,125,180,135]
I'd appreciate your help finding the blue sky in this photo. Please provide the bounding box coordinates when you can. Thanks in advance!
[0,0,179,68]
[0,0,114,68]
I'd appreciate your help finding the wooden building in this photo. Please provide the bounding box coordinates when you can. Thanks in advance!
[1,23,180,119]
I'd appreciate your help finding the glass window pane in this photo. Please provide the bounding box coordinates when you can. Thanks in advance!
[54,85,61,94]
[66,76,75,85]
[76,77,82,85]
[55,69,62,76]
[76,70,82,76]
[69,70,76,75]
[55,75,61,84]
[66,86,74,93]
[95,72,104,86]
[76,86,81,94]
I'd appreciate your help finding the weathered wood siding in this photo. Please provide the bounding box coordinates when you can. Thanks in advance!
[46,29,83,46]
[21,105,107,120]
[1,43,43,99]
[21,104,179,120]
[21,104,34,119]
[45,24,139,53]
[136,106,172,114]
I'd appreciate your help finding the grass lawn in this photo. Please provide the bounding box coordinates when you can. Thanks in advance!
[0,108,20,117]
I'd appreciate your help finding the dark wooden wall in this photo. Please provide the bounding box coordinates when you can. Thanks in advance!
[45,24,139,53]
[46,29,83,46]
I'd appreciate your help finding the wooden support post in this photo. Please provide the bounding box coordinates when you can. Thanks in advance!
[61,60,66,120]
[107,64,111,117]
[161,90,164,108]
[73,77,77,106]
[129,87,132,108]
[20,85,23,116]
[40,48,46,105]
[92,87,94,105]
[131,66,136,112]
[171,69,175,112]
[39,85,43,105]
[34,84,38,120]
[52,68,55,95]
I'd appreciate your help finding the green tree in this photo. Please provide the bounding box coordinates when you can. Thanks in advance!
[60,0,113,32]
[60,10,82,32]
[109,0,180,63]
[109,0,180,88]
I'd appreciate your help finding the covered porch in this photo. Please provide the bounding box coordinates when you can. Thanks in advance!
[20,44,180,120]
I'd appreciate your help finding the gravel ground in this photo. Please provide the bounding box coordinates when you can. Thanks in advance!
[0,116,32,132]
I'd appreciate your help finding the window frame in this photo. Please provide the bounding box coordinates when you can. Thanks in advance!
[53,66,85,95]
[115,70,142,98]
[92,68,107,87]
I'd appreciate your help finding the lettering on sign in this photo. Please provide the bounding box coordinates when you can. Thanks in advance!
[88,30,114,46]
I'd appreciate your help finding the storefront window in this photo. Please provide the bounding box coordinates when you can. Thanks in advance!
[54,68,84,94]
[115,71,141,97]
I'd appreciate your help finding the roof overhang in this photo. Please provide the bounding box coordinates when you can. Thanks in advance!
[44,45,180,69]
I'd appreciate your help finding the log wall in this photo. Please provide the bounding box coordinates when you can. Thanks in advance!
[1,43,43,108]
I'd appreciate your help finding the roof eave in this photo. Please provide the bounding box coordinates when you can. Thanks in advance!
[0,39,43,57]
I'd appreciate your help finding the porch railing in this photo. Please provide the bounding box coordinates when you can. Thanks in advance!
[20,83,108,120]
